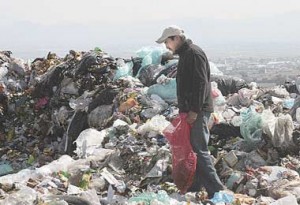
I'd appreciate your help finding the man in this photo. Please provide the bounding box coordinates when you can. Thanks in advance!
[156,25,225,198]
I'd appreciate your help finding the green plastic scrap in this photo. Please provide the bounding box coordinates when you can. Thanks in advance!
[240,107,262,143]
[27,154,35,165]
[128,190,170,205]
[94,47,102,52]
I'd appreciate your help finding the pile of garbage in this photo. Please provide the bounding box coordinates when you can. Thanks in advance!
[0,47,299,205]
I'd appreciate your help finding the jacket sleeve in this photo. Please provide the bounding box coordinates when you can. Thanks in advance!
[189,52,209,113]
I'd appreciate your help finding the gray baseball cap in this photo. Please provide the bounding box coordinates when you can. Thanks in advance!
[156,25,184,44]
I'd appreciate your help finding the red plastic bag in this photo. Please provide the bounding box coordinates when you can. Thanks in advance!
[163,113,197,194]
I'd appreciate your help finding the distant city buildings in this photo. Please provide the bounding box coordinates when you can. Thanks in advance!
[211,56,300,87]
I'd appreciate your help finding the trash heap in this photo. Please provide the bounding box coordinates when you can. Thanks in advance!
[0,47,299,205]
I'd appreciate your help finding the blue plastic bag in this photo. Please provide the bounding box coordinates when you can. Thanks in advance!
[113,61,133,81]
[211,191,234,203]
[136,46,167,67]
[283,98,295,109]
[146,79,177,102]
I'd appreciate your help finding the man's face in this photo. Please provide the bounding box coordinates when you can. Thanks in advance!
[164,36,180,53]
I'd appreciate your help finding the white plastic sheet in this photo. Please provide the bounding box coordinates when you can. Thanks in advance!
[74,128,106,158]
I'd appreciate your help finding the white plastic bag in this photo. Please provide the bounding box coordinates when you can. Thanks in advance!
[273,114,294,148]
[261,109,277,140]
[74,128,106,158]
[137,115,170,136]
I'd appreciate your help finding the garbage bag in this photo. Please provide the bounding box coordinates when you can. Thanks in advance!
[284,81,299,94]
[240,107,262,145]
[136,46,167,68]
[32,63,68,98]
[140,94,168,119]
[163,113,196,194]
[137,64,165,86]
[66,110,89,154]
[154,63,178,80]
[273,113,294,149]
[74,52,107,77]
[211,191,234,204]
[146,78,177,103]
[210,75,249,96]
[283,98,295,109]
[88,104,113,128]
[137,115,170,136]
[211,81,226,106]
[131,57,143,77]
[113,60,133,81]
[9,59,26,77]
[261,109,276,140]
[210,123,242,140]
[238,88,256,107]
[74,128,106,158]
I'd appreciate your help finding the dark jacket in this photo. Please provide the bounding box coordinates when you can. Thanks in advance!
[175,39,213,113]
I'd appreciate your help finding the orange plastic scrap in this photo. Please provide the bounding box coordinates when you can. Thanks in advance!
[118,98,138,113]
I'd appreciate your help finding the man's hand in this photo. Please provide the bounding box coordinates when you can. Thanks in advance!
[186,111,198,124]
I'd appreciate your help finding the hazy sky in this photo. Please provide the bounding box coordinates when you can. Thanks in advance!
[1,0,300,58]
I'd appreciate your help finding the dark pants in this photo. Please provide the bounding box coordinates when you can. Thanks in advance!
[189,111,224,198]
